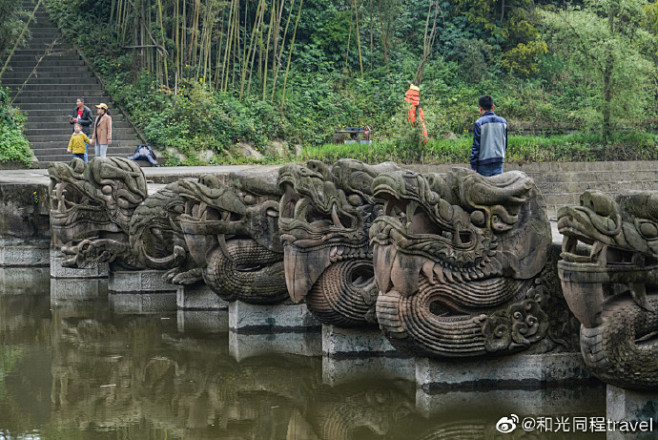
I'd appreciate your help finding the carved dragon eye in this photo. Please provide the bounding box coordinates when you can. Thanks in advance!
[348,194,363,206]
[243,194,256,205]
[102,185,112,195]
[117,197,131,209]
[639,221,658,239]
[470,210,486,227]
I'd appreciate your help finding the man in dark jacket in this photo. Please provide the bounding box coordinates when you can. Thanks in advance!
[69,98,93,161]
[69,98,93,135]
[470,95,507,177]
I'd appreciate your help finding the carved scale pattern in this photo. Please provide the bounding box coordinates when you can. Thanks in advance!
[203,239,288,304]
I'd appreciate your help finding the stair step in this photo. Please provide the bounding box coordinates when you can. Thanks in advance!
[26,131,138,141]
[24,121,134,130]
[3,66,95,75]
[14,95,106,103]
[2,68,98,84]
[7,58,86,67]
[10,49,80,57]
[2,81,101,89]
[29,143,135,151]
[21,114,129,123]
[18,108,126,118]
[36,153,140,164]
[35,147,139,156]
[13,87,105,96]
[22,40,66,47]
[11,46,70,55]
[15,104,118,111]
[28,29,64,36]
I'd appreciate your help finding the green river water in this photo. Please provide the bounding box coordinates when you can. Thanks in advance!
[0,272,614,439]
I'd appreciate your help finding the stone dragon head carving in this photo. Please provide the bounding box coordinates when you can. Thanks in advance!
[48,158,147,265]
[48,158,198,281]
[177,171,287,303]
[558,190,658,389]
[277,160,399,326]
[370,167,572,358]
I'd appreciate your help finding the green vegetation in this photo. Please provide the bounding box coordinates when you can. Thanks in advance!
[8,0,658,165]
[302,132,658,164]
[0,2,33,167]
[0,87,32,167]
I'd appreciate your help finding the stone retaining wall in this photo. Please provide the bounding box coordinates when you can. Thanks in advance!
[410,160,658,220]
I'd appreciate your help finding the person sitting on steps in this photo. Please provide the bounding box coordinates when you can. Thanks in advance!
[127,144,159,167]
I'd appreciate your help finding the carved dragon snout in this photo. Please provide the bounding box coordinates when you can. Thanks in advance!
[558,190,658,389]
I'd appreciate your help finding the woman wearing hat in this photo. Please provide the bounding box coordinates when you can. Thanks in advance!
[91,103,112,158]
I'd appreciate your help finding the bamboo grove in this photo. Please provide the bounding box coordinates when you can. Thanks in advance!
[109,0,315,105]
[107,0,429,106]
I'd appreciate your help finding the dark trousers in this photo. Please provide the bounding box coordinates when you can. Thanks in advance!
[477,162,503,177]
[127,151,158,166]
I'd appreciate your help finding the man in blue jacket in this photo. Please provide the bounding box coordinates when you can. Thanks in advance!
[470,95,507,176]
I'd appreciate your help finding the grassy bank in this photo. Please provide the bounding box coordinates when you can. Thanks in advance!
[300,132,658,165]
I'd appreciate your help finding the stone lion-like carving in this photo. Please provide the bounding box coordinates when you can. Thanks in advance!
[558,190,658,390]
[278,160,399,327]
[370,167,574,358]
[49,157,147,259]
[178,172,288,303]
[48,158,199,282]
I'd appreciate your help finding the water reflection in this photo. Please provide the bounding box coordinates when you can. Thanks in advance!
[0,279,610,439]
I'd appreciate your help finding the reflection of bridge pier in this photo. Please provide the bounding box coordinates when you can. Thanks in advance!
[50,278,108,308]
[177,284,229,333]
[416,383,605,419]
[607,386,658,440]
[108,270,178,314]
[321,325,414,386]
[228,300,321,361]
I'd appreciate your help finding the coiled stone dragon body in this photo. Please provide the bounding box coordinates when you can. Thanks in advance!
[178,171,288,304]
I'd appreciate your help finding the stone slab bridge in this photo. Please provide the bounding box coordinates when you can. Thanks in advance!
[1,159,657,423]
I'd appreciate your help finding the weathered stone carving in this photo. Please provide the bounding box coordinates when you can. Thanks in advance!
[178,172,288,303]
[278,160,399,327]
[558,190,658,390]
[48,158,199,282]
[49,157,147,250]
[370,167,575,358]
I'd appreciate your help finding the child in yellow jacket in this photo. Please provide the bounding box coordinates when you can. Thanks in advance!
[68,123,91,162]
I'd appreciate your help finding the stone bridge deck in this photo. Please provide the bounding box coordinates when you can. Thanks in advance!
[3,159,655,222]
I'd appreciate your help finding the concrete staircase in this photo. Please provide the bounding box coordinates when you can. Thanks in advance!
[1,2,143,168]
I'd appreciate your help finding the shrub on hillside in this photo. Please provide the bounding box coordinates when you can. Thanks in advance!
[0,88,32,167]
